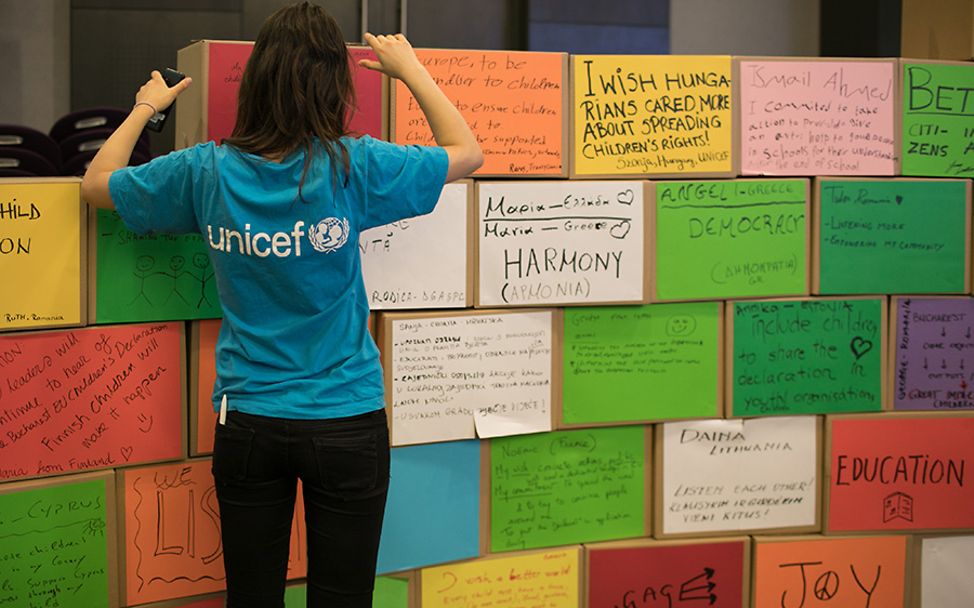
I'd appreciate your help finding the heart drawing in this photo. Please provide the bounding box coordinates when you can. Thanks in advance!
[121,446,134,462]
[616,189,634,205]
[609,220,631,239]
[850,336,873,360]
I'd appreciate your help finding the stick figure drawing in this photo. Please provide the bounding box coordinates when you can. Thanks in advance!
[131,255,155,305]
[165,255,191,305]
[191,252,215,308]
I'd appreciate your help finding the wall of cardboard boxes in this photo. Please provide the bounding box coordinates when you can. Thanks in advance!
[0,41,972,607]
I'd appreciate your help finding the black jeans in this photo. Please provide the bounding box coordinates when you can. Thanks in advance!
[212,408,390,608]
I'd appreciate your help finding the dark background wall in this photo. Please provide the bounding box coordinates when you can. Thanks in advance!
[0,2,70,136]
[61,0,674,156]
[527,0,669,54]
[5,0,906,157]
[820,0,901,57]
[68,0,363,155]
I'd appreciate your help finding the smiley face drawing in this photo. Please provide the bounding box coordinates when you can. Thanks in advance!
[666,315,697,336]
[307,217,350,253]
[135,255,154,273]
[169,254,186,274]
[192,252,209,270]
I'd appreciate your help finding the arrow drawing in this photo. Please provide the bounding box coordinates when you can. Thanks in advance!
[680,568,717,604]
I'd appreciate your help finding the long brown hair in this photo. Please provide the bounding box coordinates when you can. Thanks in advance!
[224,2,354,197]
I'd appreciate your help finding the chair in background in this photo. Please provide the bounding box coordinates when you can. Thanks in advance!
[49,107,129,143]
[0,168,37,178]
[0,125,62,172]
[51,107,151,170]
[58,127,151,170]
[0,148,60,176]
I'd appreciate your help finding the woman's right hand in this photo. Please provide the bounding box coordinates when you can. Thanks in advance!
[359,33,425,82]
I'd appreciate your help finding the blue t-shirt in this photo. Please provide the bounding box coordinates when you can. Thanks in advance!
[109,136,448,419]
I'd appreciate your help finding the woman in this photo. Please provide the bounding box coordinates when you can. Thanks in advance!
[81,3,482,607]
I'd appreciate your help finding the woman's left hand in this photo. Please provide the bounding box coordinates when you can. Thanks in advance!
[135,70,193,113]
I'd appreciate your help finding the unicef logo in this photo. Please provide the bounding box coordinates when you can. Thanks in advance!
[307,217,349,253]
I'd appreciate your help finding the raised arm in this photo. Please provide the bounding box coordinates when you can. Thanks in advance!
[359,33,483,182]
[80,71,192,209]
